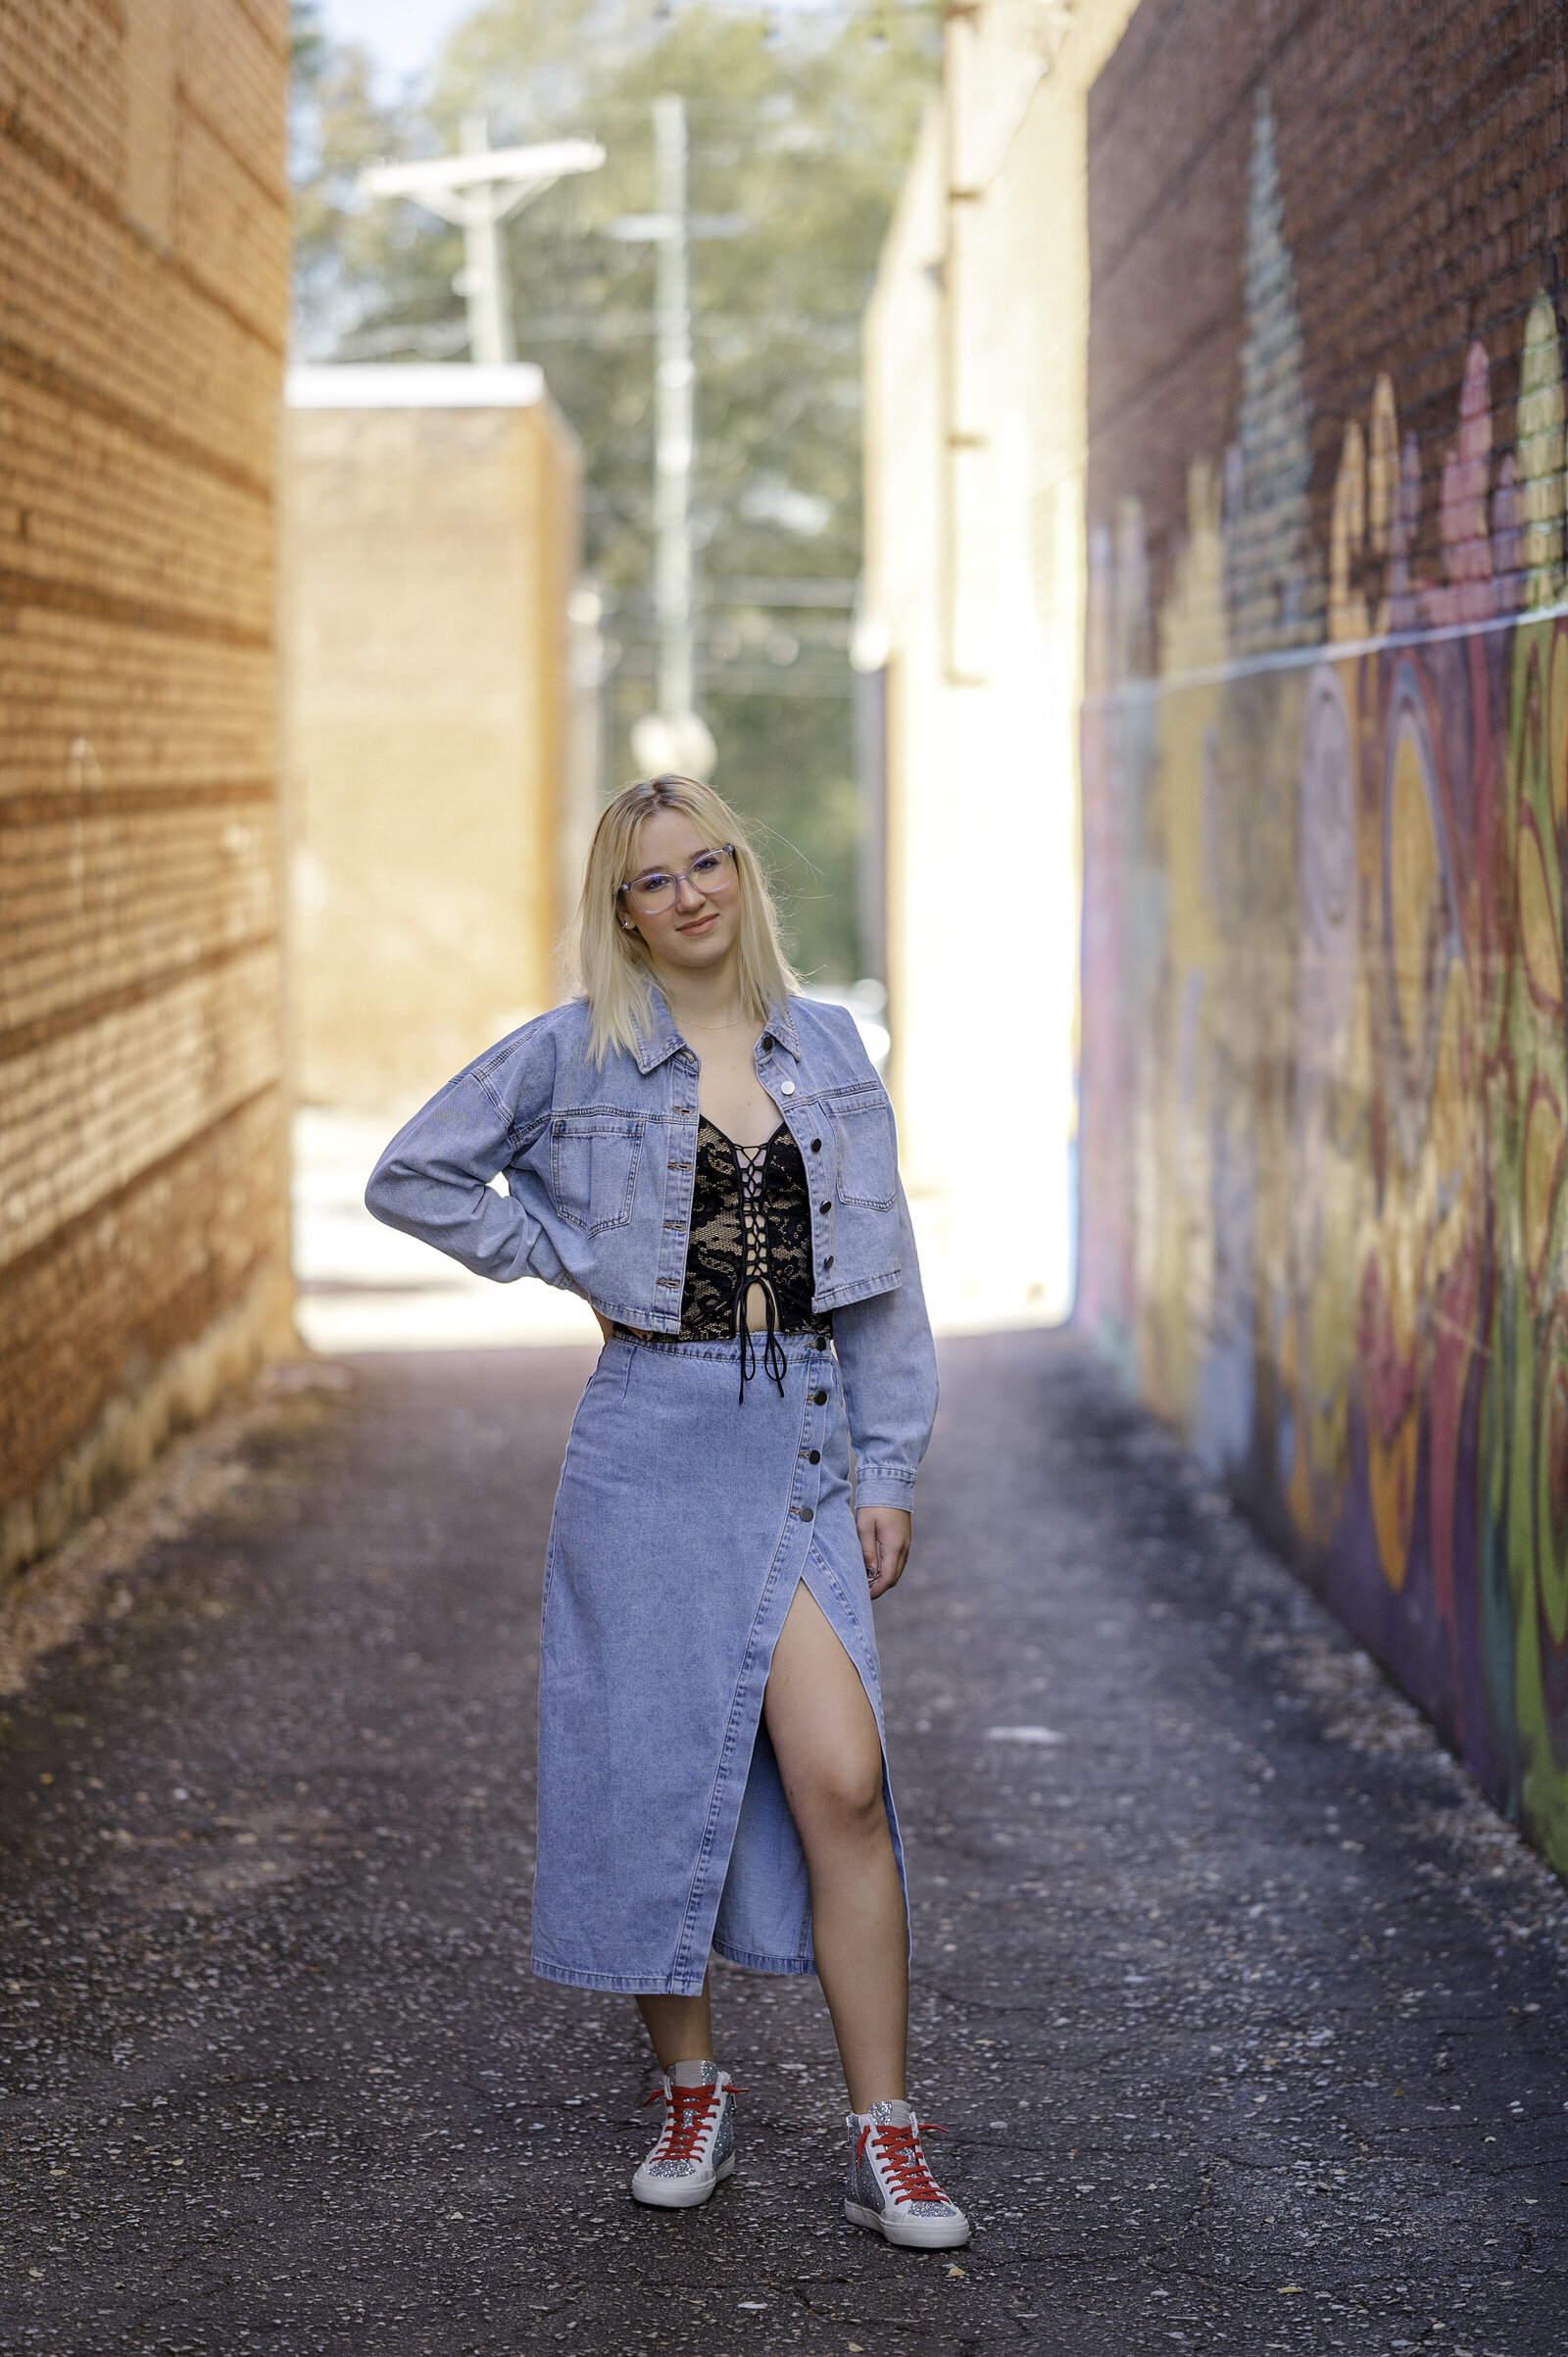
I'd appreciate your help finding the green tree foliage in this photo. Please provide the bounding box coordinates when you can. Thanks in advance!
[290,0,934,978]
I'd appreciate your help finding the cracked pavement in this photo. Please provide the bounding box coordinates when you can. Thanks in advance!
[1,1328,1565,2353]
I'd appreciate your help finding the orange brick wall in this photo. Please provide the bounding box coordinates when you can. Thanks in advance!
[0,0,292,1580]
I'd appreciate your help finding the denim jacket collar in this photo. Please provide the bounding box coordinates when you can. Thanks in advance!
[760,1000,801,1059]
[632,984,800,1074]
[631,990,683,1074]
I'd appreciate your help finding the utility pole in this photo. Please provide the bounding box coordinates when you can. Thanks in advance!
[652,95,697,747]
[361,125,605,367]
[457,118,514,366]
[615,97,717,780]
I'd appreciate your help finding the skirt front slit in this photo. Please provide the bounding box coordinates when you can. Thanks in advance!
[530,1332,906,1996]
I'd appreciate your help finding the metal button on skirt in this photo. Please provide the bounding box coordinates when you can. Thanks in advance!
[530,1331,907,1994]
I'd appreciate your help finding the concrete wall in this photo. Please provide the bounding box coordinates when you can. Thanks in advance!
[862,0,1138,1331]
[0,0,292,1586]
[1077,0,1568,1869]
[284,368,582,1116]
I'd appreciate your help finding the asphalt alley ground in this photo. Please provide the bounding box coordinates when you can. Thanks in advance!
[2,1329,1567,2357]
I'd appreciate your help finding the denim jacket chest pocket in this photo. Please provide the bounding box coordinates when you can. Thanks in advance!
[549,1109,646,1233]
[822,1082,899,1211]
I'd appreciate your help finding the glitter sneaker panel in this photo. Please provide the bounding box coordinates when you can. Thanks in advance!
[847,2101,964,2219]
[641,2064,732,2180]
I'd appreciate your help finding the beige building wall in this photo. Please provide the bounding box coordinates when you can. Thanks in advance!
[0,0,292,1589]
[284,368,582,1115]
[863,0,1140,1329]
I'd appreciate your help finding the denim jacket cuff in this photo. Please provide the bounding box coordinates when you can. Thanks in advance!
[853,1464,917,1512]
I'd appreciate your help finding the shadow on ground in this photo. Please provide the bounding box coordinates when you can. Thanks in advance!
[1,1330,1564,2354]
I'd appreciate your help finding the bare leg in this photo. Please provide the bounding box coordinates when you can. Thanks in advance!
[764,1582,907,2112]
[636,1977,714,2071]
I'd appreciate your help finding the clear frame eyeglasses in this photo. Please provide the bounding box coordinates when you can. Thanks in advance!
[617,844,736,916]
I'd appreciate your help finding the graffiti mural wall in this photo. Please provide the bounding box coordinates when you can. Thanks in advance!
[1079,3,1568,1870]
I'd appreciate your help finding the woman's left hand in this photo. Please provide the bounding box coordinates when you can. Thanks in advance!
[857,1506,911,1598]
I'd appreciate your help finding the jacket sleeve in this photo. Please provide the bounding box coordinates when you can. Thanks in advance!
[363,1027,566,1287]
[831,1178,939,1512]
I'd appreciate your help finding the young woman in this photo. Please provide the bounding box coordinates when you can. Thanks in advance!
[366,773,967,2248]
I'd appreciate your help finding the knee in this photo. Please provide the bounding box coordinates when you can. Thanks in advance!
[797,1751,886,1841]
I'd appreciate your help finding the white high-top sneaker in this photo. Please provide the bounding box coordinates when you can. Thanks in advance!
[630,2061,738,2210]
[844,2099,970,2248]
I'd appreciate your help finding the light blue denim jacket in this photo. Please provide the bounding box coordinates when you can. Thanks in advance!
[364,989,938,1510]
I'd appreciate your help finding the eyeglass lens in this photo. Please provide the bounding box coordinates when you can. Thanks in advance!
[622,847,734,912]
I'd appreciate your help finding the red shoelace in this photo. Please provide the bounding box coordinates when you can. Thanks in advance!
[643,2080,745,2165]
[857,2119,950,2207]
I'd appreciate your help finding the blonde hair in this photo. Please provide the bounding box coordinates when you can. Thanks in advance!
[572,775,801,1063]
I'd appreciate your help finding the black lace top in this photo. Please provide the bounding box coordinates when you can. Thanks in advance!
[619,1117,832,1397]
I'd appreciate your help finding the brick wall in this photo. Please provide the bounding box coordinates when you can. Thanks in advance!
[283,371,583,1114]
[0,0,292,1584]
[1079,1,1568,1868]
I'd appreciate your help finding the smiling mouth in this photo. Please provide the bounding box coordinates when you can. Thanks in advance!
[677,910,718,933]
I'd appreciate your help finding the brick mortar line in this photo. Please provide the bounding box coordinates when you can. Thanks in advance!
[0,780,275,827]
[1088,200,1558,459]
[1086,281,1512,464]
[0,931,279,1070]
[1091,253,1555,436]
[1089,0,1336,268]
[0,336,272,507]
[226,0,293,62]
[1092,0,1506,157]
[1088,0,1242,151]
[0,1078,282,1300]
[176,76,286,214]
[1088,4,1549,301]
[1088,288,1245,455]
[0,108,287,365]
[0,565,272,651]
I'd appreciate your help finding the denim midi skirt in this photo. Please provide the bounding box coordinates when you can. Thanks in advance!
[531,1331,907,1995]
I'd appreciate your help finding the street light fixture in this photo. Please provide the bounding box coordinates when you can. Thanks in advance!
[361,122,606,367]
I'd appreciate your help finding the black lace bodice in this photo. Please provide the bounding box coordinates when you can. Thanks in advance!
[680,1118,833,1345]
[618,1117,832,1395]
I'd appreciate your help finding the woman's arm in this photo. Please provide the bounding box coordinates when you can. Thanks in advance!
[832,1180,939,1570]
[365,1036,565,1287]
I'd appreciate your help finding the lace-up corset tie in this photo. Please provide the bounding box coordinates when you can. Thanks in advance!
[617,1116,833,1398]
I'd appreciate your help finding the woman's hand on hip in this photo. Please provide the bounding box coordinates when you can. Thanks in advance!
[857,1506,911,1598]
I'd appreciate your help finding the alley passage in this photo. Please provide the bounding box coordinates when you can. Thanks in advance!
[2,1332,1566,2356]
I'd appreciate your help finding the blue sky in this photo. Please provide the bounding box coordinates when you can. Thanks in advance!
[319,0,473,89]
[320,0,829,90]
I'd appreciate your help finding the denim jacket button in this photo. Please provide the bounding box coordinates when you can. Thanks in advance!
[819,1200,831,1214]
[812,1389,828,1405]
[809,1138,822,1153]
[808,1449,820,1464]
[780,1079,796,1096]
[798,1506,813,1522]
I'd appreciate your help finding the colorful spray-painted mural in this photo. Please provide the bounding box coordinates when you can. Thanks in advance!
[1080,58,1568,1874]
